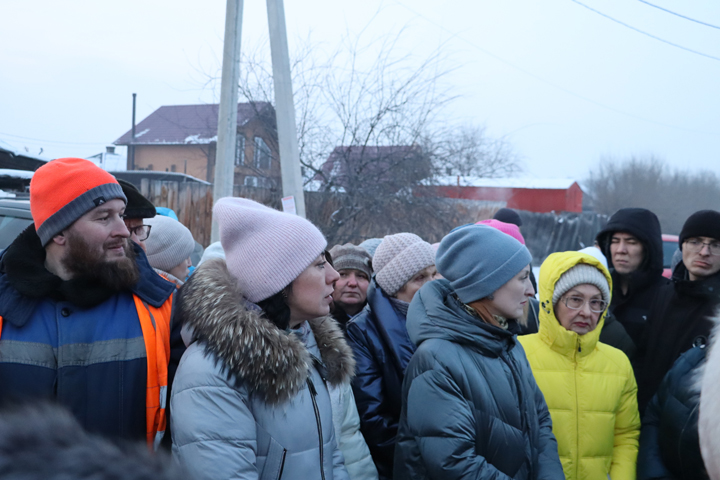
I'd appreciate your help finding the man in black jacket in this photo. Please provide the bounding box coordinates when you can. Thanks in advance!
[595,208,668,357]
[636,209,720,411]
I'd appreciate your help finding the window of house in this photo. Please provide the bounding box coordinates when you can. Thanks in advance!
[236,135,246,166]
[244,175,259,187]
[253,137,272,170]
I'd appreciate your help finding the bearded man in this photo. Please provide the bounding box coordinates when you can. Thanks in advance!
[0,158,179,449]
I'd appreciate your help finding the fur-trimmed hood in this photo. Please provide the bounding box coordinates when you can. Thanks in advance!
[176,258,355,405]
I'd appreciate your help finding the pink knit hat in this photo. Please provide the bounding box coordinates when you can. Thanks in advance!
[213,197,327,302]
[475,219,525,245]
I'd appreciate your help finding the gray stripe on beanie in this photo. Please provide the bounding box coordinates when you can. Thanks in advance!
[36,183,126,246]
[552,263,610,306]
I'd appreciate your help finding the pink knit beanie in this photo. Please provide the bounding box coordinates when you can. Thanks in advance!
[476,219,525,245]
[213,197,327,302]
[373,233,435,296]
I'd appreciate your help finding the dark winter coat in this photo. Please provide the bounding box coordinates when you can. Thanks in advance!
[638,345,707,480]
[636,262,720,411]
[170,259,354,480]
[596,208,669,350]
[394,279,563,480]
[599,311,637,360]
[0,226,178,441]
[346,280,416,480]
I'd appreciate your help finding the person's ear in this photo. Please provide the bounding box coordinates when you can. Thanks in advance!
[51,232,67,246]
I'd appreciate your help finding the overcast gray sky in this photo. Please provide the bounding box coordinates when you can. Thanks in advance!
[2,0,719,181]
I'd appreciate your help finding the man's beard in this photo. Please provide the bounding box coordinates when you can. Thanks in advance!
[61,233,140,291]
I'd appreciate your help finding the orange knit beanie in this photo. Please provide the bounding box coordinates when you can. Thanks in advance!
[30,158,126,245]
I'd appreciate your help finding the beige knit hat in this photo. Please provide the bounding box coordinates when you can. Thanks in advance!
[552,263,611,306]
[373,233,435,296]
[213,197,327,303]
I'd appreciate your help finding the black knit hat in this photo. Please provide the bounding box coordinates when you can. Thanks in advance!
[117,179,156,219]
[493,208,522,227]
[679,209,720,249]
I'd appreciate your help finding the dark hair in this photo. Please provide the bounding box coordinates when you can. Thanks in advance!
[0,402,188,480]
[257,250,331,330]
[257,289,291,330]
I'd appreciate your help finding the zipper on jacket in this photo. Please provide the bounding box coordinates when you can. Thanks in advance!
[277,448,287,480]
[307,377,326,480]
[574,339,580,480]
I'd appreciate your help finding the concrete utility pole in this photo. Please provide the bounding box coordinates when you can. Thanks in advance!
[267,0,307,218]
[211,0,244,242]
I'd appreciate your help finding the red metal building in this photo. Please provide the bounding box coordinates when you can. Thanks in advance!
[423,177,583,213]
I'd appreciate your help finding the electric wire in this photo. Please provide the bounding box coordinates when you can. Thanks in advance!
[637,0,720,30]
[0,131,107,146]
[392,0,719,136]
[570,0,720,62]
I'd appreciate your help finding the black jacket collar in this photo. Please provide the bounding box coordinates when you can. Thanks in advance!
[0,225,174,327]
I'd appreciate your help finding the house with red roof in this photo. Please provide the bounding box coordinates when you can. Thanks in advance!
[420,176,583,213]
[114,102,279,186]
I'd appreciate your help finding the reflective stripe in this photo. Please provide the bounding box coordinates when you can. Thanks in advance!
[159,384,167,409]
[0,316,3,339]
[0,340,56,368]
[59,337,146,367]
[154,429,166,451]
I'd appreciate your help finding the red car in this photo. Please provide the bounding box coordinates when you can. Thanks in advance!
[662,234,679,278]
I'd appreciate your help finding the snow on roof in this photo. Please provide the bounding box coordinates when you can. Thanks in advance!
[0,169,34,179]
[431,176,578,190]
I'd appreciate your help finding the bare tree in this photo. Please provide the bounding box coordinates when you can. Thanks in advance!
[425,125,521,178]
[207,26,520,243]
[585,155,720,233]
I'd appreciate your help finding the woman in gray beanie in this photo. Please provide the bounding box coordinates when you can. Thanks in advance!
[345,233,436,480]
[170,198,354,480]
[144,215,195,286]
[394,224,563,480]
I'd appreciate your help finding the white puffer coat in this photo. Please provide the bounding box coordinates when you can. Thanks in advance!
[328,382,379,480]
[170,259,355,480]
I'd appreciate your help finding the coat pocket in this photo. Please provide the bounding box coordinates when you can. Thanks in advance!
[258,436,288,480]
[473,408,526,478]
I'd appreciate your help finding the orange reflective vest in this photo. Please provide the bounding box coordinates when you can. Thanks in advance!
[0,293,172,451]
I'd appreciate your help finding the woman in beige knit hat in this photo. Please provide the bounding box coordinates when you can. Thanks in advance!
[345,232,437,480]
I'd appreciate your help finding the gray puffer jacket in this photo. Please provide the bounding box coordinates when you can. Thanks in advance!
[170,259,355,480]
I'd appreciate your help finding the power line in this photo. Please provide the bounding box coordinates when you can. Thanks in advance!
[637,0,720,30]
[391,0,719,137]
[0,131,108,146]
[570,0,720,62]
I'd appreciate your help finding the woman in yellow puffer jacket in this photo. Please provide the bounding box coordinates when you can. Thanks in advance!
[519,251,640,480]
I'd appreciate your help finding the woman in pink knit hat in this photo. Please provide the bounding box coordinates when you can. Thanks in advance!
[170,198,354,480]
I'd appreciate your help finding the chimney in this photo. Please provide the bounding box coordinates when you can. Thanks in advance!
[106,146,116,154]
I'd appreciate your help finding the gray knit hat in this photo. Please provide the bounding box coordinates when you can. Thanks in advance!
[373,233,435,296]
[144,215,195,272]
[552,263,611,306]
[329,243,372,278]
[437,224,532,303]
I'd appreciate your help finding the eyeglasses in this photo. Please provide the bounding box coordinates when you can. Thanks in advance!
[128,225,152,241]
[684,238,720,256]
[562,296,607,313]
